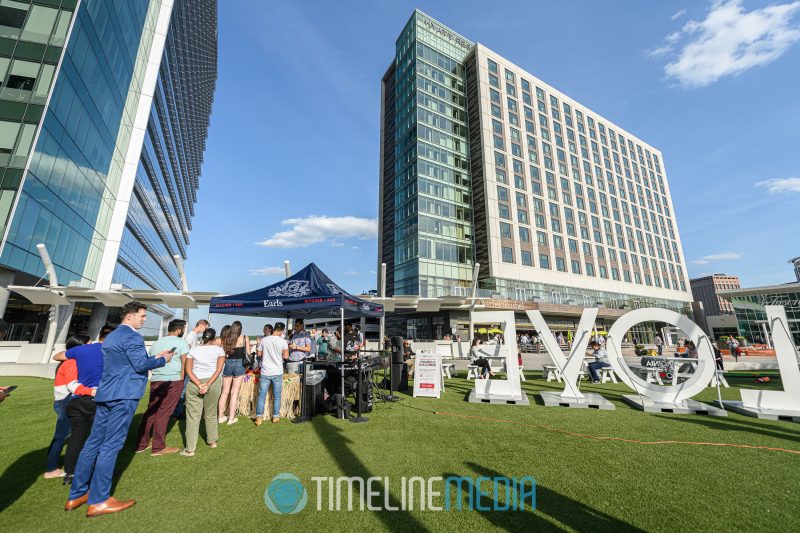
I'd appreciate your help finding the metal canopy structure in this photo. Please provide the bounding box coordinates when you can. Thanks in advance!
[7,285,219,309]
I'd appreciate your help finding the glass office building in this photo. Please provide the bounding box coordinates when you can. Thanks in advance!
[379,11,692,312]
[0,0,216,341]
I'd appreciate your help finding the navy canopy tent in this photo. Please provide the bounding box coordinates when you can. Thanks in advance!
[208,263,384,319]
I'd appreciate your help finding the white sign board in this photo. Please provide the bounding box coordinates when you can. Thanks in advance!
[413,354,442,398]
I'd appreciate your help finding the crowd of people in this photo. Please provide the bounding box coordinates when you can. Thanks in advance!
[42,306,376,516]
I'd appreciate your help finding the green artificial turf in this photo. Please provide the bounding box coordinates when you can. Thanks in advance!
[1,372,798,532]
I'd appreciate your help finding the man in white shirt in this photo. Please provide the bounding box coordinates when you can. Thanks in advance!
[185,320,209,350]
[255,322,289,425]
[587,341,611,383]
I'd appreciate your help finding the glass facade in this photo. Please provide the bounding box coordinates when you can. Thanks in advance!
[730,289,800,345]
[113,0,216,291]
[0,0,77,248]
[1,0,151,285]
[0,0,217,338]
[389,11,475,297]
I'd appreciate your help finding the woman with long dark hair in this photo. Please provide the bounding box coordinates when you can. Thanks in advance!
[218,321,250,425]
[470,338,494,378]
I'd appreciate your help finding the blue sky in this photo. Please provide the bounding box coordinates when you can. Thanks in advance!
[185,0,800,327]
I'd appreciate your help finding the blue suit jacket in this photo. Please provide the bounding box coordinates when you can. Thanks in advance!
[94,325,166,402]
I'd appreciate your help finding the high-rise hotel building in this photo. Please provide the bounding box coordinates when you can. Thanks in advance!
[378,11,692,337]
[0,0,216,341]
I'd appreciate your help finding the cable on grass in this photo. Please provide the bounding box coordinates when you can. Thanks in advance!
[432,410,800,456]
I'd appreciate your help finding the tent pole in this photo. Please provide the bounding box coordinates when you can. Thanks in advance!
[340,306,345,420]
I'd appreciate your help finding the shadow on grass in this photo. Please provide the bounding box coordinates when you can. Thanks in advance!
[0,447,47,512]
[311,415,427,529]
[449,462,646,531]
[654,415,800,443]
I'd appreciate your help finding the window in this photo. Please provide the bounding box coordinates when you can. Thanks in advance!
[498,204,511,220]
[537,231,547,246]
[0,120,21,153]
[539,254,551,269]
[489,73,499,88]
[585,262,595,276]
[517,209,528,224]
[497,186,509,202]
[499,222,512,239]
[0,3,28,33]
[521,250,532,266]
[571,260,581,274]
[488,58,498,73]
[519,226,530,242]
[502,246,514,263]
[21,5,58,44]
[6,60,39,90]
[553,235,563,250]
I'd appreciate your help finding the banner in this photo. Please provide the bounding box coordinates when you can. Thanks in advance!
[413,354,441,398]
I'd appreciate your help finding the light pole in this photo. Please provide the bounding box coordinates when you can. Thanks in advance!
[37,244,59,364]
[173,254,189,321]
[468,262,480,344]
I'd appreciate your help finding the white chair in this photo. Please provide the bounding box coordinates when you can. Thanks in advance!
[518,365,526,381]
[466,365,480,380]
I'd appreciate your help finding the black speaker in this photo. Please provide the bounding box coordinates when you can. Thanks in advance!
[391,362,408,392]
[390,336,404,364]
[302,379,325,417]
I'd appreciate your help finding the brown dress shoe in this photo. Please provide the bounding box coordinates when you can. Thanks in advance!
[86,496,136,517]
[64,492,88,511]
[151,446,180,456]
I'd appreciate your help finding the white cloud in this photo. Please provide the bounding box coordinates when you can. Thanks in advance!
[255,216,378,248]
[756,177,800,194]
[651,0,800,88]
[330,240,345,248]
[693,252,744,265]
[249,266,284,276]
[671,9,687,20]
[343,270,359,276]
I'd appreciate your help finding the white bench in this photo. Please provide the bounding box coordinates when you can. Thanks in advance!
[542,364,562,382]
[441,363,456,379]
[631,365,664,385]
[597,367,617,383]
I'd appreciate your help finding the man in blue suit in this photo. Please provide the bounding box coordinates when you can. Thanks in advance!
[65,301,175,517]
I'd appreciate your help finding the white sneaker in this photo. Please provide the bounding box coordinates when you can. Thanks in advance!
[227,417,238,425]
[218,416,228,424]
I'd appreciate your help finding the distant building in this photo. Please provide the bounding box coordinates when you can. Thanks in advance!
[720,282,800,347]
[720,262,800,347]
[790,256,800,282]
[690,274,740,316]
